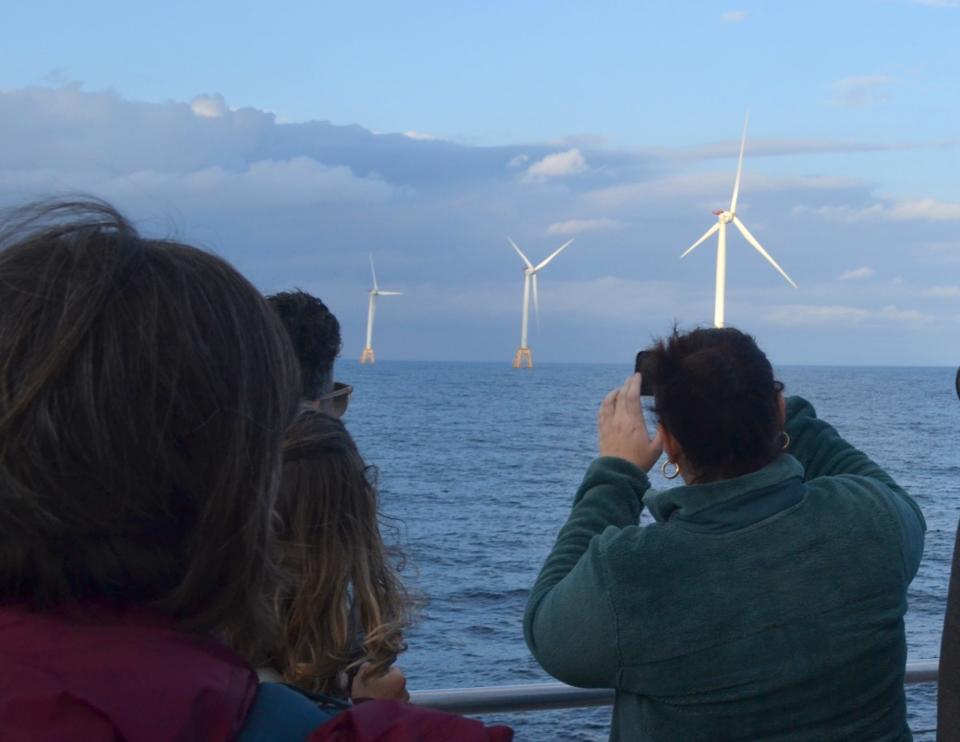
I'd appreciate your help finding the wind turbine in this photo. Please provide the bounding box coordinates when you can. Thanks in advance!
[360,255,402,365]
[681,115,797,327]
[507,237,574,369]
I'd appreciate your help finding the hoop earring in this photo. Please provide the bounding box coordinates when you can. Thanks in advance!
[661,459,681,480]
[779,431,791,451]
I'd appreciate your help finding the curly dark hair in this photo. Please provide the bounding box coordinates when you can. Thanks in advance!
[267,290,341,400]
[646,326,782,483]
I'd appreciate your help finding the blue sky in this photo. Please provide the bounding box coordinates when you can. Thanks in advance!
[1,0,959,364]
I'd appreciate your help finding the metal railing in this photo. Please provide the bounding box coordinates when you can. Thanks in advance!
[410,660,940,715]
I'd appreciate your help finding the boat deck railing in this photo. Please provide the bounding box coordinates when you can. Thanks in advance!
[409,659,940,715]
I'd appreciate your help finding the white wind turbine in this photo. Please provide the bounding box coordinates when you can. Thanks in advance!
[360,255,402,365]
[681,115,797,327]
[507,237,574,368]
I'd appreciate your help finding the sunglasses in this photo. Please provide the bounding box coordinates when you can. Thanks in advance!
[315,382,353,418]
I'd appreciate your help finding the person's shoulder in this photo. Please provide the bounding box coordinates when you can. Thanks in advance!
[237,682,345,742]
[592,520,669,568]
[803,473,921,534]
[805,472,899,504]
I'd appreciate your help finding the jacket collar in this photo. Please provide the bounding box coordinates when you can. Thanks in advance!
[643,454,805,525]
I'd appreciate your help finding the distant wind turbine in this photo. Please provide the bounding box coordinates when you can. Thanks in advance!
[360,255,402,365]
[508,237,574,368]
[680,115,797,327]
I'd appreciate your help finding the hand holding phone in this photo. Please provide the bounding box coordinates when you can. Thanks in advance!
[598,373,663,472]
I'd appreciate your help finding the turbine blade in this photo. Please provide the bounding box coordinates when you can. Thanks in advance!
[532,273,541,330]
[732,216,797,288]
[369,254,379,291]
[378,291,403,296]
[508,238,534,269]
[534,238,574,271]
[680,223,720,258]
[730,113,749,214]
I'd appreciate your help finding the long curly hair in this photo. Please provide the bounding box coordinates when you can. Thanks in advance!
[270,408,411,696]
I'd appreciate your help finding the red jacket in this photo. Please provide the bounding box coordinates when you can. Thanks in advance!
[0,602,258,742]
[310,700,513,742]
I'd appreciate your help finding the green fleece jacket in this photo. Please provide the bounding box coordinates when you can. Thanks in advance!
[524,396,926,741]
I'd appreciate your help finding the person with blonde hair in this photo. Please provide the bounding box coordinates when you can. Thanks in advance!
[266,408,412,701]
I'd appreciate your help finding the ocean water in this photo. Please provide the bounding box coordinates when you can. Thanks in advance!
[345,362,958,740]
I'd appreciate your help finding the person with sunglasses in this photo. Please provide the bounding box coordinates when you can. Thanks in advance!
[262,291,409,699]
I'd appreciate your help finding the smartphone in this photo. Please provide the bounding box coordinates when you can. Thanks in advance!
[634,351,655,396]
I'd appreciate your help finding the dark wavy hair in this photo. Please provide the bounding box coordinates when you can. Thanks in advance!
[267,290,341,400]
[0,199,300,643]
[268,409,411,697]
[647,326,782,483]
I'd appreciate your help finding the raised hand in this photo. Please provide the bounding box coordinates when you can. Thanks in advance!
[598,373,663,472]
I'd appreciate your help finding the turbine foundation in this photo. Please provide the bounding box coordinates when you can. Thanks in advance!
[360,347,376,365]
[513,347,533,369]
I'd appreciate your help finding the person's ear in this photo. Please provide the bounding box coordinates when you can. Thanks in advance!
[659,424,682,464]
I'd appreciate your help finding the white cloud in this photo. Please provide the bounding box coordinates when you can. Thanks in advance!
[507,154,529,169]
[830,75,893,107]
[876,305,936,323]
[767,304,871,326]
[791,204,880,222]
[370,276,678,323]
[888,199,960,221]
[925,286,960,297]
[838,266,875,281]
[545,134,608,149]
[191,93,228,118]
[522,276,679,320]
[0,158,397,208]
[403,130,435,140]
[766,303,934,327]
[545,218,621,236]
[523,148,587,182]
[794,198,960,223]
[588,173,859,210]
[721,10,748,21]
[662,137,942,162]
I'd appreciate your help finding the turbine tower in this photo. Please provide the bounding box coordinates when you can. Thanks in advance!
[360,255,402,365]
[508,237,574,369]
[681,115,797,327]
